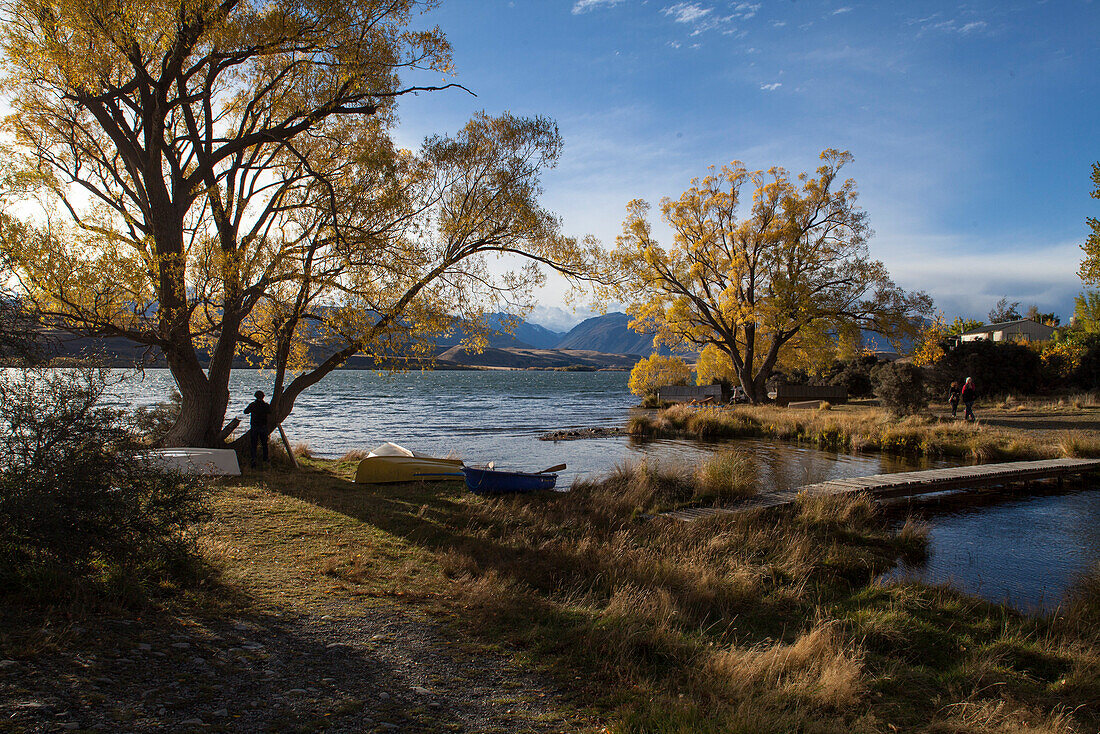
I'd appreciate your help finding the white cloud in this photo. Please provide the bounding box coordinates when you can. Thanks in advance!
[572,0,625,14]
[662,2,712,24]
[959,21,988,33]
[760,82,782,91]
[527,303,604,332]
[908,13,991,35]
[833,6,853,14]
[878,239,1082,320]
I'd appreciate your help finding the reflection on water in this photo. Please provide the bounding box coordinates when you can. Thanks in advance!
[886,489,1100,612]
[104,368,1100,611]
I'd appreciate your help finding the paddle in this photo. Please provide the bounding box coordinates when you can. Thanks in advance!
[538,463,566,474]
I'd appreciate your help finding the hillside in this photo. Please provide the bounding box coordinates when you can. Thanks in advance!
[554,313,655,355]
[435,345,636,370]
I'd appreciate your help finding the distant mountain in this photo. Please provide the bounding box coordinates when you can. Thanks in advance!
[436,346,637,370]
[554,312,656,355]
[485,313,563,349]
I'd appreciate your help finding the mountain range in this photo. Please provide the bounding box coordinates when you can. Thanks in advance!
[44,312,660,369]
[437,311,657,355]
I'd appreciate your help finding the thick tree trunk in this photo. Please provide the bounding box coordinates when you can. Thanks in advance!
[163,348,219,446]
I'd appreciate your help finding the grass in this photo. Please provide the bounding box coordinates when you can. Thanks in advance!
[628,402,1100,461]
[5,453,1099,733]
[192,459,1100,733]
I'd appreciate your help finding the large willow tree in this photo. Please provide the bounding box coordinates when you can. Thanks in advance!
[610,150,931,403]
[0,0,597,446]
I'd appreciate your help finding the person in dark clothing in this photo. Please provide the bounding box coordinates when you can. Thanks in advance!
[244,390,272,468]
[960,377,977,422]
[948,381,961,418]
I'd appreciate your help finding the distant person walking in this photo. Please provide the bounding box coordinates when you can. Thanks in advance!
[960,377,977,422]
[948,381,961,418]
[244,390,272,468]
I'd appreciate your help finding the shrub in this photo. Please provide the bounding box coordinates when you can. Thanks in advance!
[826,354,880,398]
[872,362,927,416]
[130,389,182,445]
[0,368,209,598]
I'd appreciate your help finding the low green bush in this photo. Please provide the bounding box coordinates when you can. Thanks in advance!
[873,362,928,416]
[0,368,209,600]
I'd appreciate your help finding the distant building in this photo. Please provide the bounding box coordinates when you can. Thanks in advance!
[956,319,1055,344]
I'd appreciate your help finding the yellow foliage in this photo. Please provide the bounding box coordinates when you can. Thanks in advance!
[628,354,692,397]
[1040,342,1084,378]
[608,150,931,400]
[0,4,606,443]
[912,313,948,367]
[695,344,737,386]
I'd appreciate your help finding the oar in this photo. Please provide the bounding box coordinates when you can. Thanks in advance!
[538,463,566,474]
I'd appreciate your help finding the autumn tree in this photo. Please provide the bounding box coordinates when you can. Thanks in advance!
[1078,162,1100,285]
[1074,292,1100,333]
[0,1,597,446]
[947,317,983,336]
[608,150,930,403]
[628,354,691,399]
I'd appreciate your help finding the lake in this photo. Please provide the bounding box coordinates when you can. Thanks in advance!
[107,368,1100,611]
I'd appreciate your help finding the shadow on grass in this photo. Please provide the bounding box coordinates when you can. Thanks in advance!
[226,460,1100,734]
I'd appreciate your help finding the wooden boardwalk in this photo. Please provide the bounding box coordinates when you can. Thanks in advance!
[664,458,1100,522]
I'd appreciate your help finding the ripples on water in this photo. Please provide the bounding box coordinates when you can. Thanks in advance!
[103,368,1100,610]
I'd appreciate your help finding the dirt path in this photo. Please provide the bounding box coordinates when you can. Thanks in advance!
[2,598,582,733]
[2,476,591,733]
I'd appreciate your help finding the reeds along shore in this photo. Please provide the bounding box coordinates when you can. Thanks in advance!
[628,402,1100,460]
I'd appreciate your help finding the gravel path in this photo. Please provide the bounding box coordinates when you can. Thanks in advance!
[1,599,584,733]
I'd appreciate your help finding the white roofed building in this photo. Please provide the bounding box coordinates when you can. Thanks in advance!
[957,319,1055,344]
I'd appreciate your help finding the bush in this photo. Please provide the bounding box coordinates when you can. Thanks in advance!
[130,389,182,445]
[0,368,209,598]
[872,362,927,416]
[826,354,880,398]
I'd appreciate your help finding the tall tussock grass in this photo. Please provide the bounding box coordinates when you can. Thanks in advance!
[410,457,1100,733]
[694,450,757,503]
[629,403,1100,461]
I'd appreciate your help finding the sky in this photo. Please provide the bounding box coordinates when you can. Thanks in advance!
[394,0,1098,332]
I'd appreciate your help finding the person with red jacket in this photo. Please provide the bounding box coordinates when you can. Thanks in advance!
[960,377,977,422]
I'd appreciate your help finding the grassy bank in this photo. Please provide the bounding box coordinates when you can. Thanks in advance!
[219,459,1100,733]
[628,401,1100,461]
[5,452,1099,732]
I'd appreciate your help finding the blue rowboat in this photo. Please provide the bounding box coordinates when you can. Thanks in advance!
[462,466,559,494]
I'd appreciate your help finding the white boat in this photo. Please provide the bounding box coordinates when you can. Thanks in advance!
[146,447,241,476]
[354,442,464,484]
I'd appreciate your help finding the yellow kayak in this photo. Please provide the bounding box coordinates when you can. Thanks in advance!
[354,442,465,484]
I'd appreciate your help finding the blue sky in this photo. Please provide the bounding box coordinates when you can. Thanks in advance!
[397,1,1098,331]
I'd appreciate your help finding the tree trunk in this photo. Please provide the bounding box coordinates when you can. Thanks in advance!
[163,348,218,446]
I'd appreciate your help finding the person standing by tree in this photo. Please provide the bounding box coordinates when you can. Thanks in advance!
[244,391,272,469]
[960,377,977,422]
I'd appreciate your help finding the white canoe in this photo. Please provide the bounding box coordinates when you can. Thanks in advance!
[147,448,241,476]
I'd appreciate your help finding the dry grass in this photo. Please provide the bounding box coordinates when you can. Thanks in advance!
[630,402,1100,461]
[19,456,1094,734]
[694,449,757,503]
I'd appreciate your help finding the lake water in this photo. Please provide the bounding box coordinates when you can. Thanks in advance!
[106,368,1100,611]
